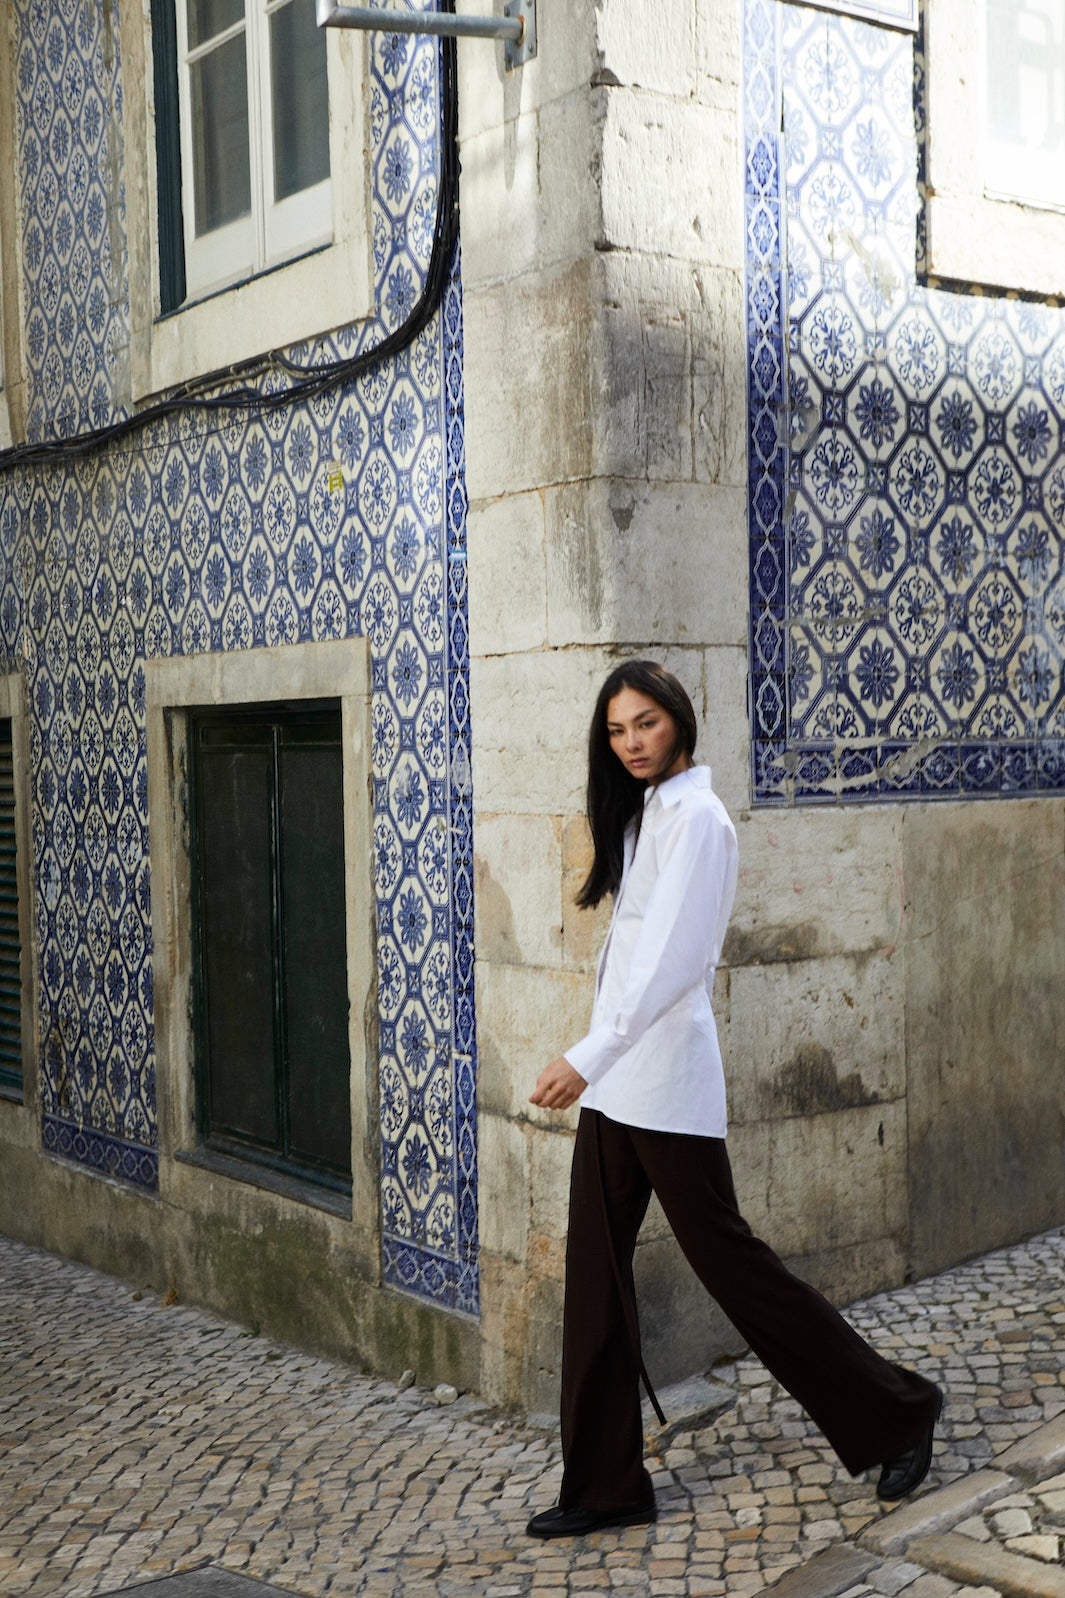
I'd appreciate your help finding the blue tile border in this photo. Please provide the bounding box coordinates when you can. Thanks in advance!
[43,1113,158,1188]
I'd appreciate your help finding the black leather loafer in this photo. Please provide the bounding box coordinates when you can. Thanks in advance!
[877,1385,944,1502]
[526,1502,657,1538]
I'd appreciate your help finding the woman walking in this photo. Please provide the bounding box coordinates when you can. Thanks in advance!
[527,660,942,1539]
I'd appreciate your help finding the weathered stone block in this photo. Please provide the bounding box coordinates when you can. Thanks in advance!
[998,1413,1065,1481]
[599,286,694,485]
[464,260,604,501]
[537,87,608,265]
[524,1268,567,1416]
[594,254,746,487]
[859,1469,1017,1555]
[692,268,749,488]
[695,0,743,112]
[726,808,906,967]
[907,1531,1065,1598]
[474,812,563,968]
[903,799,1065,1276]
[528,1119,577,1246]
[561,815,612,974]
[595,0,697,97]
[460,91,603,287]
[700,643,752,823]
[726,951,906,1128]
[727,1102,908,1261]
[478,1111,529,1263]
[456,0,598,147]
[478,1251,533,1405]
[471,647,612,815]
[544,479,747,648]
[468,491,548,658]
[476,959,595,1121]
[600,92,741,266]
[785,1235,907,1309]
[459,108,550,288]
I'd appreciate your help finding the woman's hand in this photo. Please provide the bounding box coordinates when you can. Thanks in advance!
[530,1057,587,1111]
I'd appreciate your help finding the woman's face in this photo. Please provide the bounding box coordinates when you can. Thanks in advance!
[606,687,689,783]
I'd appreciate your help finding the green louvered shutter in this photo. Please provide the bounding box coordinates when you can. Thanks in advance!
[0,720,22,1094]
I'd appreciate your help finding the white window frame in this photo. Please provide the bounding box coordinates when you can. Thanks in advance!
[121,0,372,402]
[177,0,333,302]
[783,0,917,27]
[925,0,1065,297]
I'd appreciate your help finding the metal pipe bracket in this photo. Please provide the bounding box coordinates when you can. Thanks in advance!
[317,0,537,71]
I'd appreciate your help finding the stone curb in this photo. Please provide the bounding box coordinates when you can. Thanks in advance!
[642,1373,737,1447]
[860,1469,1017,1557]
[96,1570,299,1598]
[761,1544,878,1596]
[996,1412,1065,1482]
[767,1413,1065,1593]
[907,1530,1065,1598]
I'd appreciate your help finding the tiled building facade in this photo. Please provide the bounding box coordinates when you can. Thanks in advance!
[0,0,478,1331]
[747,0,1065,802]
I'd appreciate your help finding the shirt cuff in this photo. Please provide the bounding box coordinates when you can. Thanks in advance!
[564,1023,630,1088]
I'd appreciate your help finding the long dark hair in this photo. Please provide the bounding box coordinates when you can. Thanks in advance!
[576,660,698,909]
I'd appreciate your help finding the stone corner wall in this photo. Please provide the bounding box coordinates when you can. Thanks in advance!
[459,0,752,1411]
[461,0,1065,1417]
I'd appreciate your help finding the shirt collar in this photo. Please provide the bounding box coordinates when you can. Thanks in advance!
[643,763,710,809]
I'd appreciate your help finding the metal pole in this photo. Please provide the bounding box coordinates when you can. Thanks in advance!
[319,3,522,42]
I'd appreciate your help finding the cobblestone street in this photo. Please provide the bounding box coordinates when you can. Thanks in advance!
[2,1228,1064,1598]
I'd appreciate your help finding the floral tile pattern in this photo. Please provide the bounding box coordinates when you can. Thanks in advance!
[2,1,478,1314]
[746,0,1065,801]
[15,0,129,443]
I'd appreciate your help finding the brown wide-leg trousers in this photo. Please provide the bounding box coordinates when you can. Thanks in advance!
[559,1109,940,1512]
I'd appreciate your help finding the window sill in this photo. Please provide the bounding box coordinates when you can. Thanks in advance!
[174,1146,354,1220]
[926,194,1065,300]
[131,224,372,402]
[925,1,1065,299]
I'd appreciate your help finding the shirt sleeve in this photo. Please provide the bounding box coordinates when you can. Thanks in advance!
[564,799,737,1088]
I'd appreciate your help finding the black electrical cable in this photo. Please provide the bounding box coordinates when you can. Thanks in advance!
[0,12,460,475]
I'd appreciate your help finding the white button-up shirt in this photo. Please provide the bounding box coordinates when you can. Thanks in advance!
[564,765,738,1137]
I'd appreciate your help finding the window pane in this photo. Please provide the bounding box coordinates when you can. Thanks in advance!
[187,0,245,49]
[198,734,279,1150]
[270,0,330,201]
[279,735,350,1177]
[985,0,1065,208]
[190,33,252,234]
